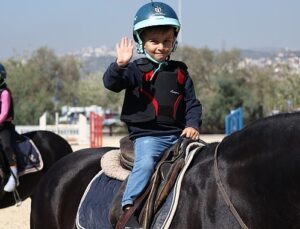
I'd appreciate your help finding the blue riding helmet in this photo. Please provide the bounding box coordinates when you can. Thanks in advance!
[0,63,7,80]
[133,2,181,54]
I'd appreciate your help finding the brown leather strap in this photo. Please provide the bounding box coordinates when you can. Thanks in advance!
[115,180,152,229]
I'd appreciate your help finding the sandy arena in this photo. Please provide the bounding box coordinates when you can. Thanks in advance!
[0,134,224,229]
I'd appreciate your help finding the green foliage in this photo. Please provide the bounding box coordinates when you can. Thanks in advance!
[174,46,300,132]
[78,72,124,112]
[6,47,82,124]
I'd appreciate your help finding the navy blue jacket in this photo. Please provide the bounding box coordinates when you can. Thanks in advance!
[103,58,202,139]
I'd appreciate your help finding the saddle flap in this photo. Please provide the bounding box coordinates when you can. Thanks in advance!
[16,137,43,176]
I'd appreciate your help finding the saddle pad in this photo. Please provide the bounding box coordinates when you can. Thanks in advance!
[16,137,43,176]
[101,149,130,181]
[76,171,122,229]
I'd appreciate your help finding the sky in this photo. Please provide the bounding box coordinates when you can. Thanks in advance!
[1,0,299,60]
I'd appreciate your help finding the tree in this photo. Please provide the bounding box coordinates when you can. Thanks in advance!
[6,47,82,124]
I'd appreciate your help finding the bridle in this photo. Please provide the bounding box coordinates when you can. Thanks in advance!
[214,142,249,229]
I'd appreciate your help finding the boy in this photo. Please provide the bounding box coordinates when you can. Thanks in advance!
[103,1,202,222]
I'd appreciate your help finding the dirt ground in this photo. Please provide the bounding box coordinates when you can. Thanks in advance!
[0,134,224,229]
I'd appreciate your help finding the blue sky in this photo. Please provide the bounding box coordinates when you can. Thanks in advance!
[1,0,299,60]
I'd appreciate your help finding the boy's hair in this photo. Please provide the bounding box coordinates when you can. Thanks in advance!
[139,25,177,42]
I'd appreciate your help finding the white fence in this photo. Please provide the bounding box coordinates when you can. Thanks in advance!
[16,113,90,146]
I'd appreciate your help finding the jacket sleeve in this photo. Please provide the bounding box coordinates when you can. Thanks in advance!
[103,62,140,93]
[0,90,11,123]
[183,73,202,131]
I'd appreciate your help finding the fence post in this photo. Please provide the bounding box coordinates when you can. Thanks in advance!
[78,114,89,145]
[90,112,103,148]
[39,112,47,130]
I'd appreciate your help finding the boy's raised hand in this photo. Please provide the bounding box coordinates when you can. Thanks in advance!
[116,37,134,67]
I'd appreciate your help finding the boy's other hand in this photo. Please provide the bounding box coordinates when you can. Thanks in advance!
[116,37,133,67]
[181,127,200,140]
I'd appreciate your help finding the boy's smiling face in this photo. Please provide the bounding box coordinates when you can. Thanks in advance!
[142,27,175,62]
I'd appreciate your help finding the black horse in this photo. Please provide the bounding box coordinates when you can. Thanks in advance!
[0,130,73,208]
[30,112,300,229]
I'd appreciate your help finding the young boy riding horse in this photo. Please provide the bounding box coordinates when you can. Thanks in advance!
[103,1,202,228]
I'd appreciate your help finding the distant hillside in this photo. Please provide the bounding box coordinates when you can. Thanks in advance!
[240,48,300,59]
[81,55,115,74]
[69,46,300,74]
[240,49,276,59]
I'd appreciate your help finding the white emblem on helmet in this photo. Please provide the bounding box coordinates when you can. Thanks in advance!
[154,7,162,13]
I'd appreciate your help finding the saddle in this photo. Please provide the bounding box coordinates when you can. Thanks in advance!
[119,136,134,170]
[0,131,43,179]
[109,136,200,229]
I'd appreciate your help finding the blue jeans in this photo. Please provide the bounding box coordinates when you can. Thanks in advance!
[121,135,178,207]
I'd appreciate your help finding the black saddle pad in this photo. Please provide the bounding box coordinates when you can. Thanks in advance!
[75,171,176,229]
[76,171,122,229]
[16,137,43,176]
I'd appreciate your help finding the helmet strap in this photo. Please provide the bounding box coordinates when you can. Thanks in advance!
[135,33,144,54]
[172,40,178,52]
[144,51,160,64]
[144,51,168,81]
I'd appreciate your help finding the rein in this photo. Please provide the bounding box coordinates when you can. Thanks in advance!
[214,143,249,229]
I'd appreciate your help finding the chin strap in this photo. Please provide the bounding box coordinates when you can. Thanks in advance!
[144,51,167,81]
[135,33,144,54]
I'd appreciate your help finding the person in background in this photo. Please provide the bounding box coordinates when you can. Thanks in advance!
[103,2,202,227]
[0,63,19,192]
